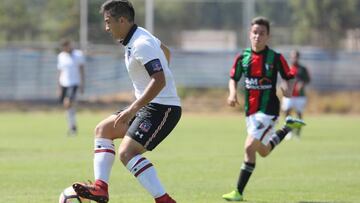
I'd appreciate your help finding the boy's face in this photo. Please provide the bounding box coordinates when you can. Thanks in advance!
[104,12,126,40]
[290,51,299,64]
[249,24,269,50]
[62,43,72,53]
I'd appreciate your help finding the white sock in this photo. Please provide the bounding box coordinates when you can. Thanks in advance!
[66,107,76,129]
[94,138,115,184]
[126,155,166,198]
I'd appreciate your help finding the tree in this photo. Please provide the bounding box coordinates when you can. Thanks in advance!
[0,0,42,41]
[289,0,360,48]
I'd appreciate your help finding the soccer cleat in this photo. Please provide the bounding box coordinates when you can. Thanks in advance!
[72,181,109,203]
[222,190,243,201]
[284,116,306,130]
[155,193,176,203]
[67,126,77,136]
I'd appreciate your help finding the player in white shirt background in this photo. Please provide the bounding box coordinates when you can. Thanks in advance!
[72,1,181,203]
[57,39,85,135]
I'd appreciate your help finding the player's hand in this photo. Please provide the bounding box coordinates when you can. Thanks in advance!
[227,95,239,107]
[113,107,136,128]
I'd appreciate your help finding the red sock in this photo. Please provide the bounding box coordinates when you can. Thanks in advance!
[95,179,108,191]
[155,193,176,203]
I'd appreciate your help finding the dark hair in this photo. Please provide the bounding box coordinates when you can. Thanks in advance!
[251,16,270,34]
[60,38,71,47]
[292,50,300,57]
[100,0,135,22]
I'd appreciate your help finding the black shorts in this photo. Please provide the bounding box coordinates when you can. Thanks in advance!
[59,86,78,103]
[116,103,182,151]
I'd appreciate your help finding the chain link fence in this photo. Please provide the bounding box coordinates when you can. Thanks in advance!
[0,44,359,101]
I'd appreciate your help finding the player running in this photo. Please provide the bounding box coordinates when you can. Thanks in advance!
[222,17,306,201]
[72,1,181,203]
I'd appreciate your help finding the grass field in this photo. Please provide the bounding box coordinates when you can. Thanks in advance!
[1,111,360,203]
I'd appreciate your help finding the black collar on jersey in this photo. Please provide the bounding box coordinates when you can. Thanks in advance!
[251,46,269,54]
[121,24,138,46]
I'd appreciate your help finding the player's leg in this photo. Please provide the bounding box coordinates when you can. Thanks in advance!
[222,135,259,201]
[258,115,306,154]
[73,114,129,203]
[59,86,73,135]
[66,86,78,135]
[120,103,181,203]
[294,97,306,136]
[258,125,291,155]
[281,97,292,117]
[267,116,305,150]
[223,113,274,201]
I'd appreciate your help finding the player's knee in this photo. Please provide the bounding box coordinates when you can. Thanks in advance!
[258,150,270,157]
[118,148,133,165]
[94,124,104,138]
[244,144,257,156]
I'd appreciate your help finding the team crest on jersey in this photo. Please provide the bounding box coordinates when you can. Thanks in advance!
[265,63,274,71]
[127,47,132,60]
[151,60,163,71]
[139,119,152,132]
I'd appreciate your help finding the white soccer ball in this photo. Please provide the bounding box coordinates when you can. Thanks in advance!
[59,186,91,203]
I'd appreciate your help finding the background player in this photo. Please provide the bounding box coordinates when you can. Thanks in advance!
[57,39,85,135]
[222,17,306,201]
[282,50,311,137]
[72,1,181,203]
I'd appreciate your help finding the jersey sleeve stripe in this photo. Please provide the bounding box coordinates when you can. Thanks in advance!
[230,54,242,81]
[279,54,294,80]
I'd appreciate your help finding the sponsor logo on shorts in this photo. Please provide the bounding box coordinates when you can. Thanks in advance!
[256,121,265,129]
[135,131,144,139]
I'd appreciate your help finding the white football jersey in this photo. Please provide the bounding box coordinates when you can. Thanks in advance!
[57,49,85,87]
[123,26,181,106]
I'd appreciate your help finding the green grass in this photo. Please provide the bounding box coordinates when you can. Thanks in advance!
[1,112,360,203]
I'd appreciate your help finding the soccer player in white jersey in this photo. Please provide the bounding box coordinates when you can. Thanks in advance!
[57,39,85,135]
[72,1,181,203]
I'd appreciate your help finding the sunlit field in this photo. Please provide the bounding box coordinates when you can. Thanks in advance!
[1,112,359,203]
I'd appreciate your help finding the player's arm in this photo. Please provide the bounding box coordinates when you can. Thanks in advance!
[228,79,239,107]
[227,54,242,107]
[57,55,63,97]
[57,70,62,97]
[304,67,311,84]
[281,79,295,97]
[131,71,165,111]
[79,64,85,94]
[161,43,171,64]
[277,54,295,97]
[114,59,165,127]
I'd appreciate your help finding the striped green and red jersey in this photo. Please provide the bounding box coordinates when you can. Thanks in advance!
[230,46,294,116]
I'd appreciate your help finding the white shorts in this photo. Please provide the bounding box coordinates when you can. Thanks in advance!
[281,97,307,113]
[246,112,278,145]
